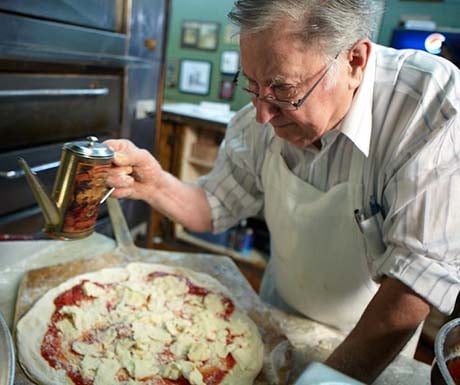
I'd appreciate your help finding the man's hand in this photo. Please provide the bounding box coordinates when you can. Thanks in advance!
[105,139,163,202]
[325,277,431,383]
[104,139,213,232]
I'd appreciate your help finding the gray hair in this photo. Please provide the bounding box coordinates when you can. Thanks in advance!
[228,0,384,58]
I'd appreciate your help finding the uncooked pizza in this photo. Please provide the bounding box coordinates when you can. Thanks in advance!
[16,263,264,385]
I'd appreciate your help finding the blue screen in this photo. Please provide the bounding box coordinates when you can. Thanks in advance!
[391,28,460,67]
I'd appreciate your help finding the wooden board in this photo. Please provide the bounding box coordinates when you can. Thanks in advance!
[13,248,292,385]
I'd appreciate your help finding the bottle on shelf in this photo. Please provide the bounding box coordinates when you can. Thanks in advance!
[228,220,254,257]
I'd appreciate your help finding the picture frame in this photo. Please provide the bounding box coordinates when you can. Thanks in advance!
[223,23,240,45]
[181,20,220,51]
[220,50,239,75]
[179,59,212,95]
[181,21,200,48]
[219,79,235,100]
[165,59,178,88]
[197,21,219,50]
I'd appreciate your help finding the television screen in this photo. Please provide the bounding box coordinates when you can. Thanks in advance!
[390,28,460,67]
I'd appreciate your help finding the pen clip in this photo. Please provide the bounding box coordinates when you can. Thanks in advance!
[370,196,381,216]
[354,209,365,233]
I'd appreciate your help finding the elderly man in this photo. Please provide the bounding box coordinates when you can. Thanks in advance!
[105,0,460,382]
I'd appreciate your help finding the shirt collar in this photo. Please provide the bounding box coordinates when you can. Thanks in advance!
[338,44,376,157]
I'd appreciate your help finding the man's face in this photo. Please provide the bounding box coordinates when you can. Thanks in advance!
[239,26,358,148]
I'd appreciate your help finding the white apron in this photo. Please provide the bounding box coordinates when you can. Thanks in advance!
[260,136,378,332]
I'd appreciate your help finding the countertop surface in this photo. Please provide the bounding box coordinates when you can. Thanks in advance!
[0,234,431,385]
[162,102,236,124]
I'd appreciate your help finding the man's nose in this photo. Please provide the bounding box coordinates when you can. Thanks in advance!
[253,98,279,124]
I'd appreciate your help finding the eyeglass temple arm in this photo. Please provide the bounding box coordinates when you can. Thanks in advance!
[293,53,340,107]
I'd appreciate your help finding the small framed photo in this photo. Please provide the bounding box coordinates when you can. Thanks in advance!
[179,59,212,95]
[181,20,219,51]
[219,79,235,100]
[197,21,219,51]
[165,59,178,88]
[220,50,239,75]
[223,23,240,45]
[181,21,200,48]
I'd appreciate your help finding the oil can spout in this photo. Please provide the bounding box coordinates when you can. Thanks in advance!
[18,157,61,226]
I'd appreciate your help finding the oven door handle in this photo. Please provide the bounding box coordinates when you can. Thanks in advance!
[0,161,60,179]
[0,88,109,97]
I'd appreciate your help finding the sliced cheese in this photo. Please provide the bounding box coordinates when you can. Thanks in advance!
[61,302,108,331]
[72,340,102,356]
[204,293,225,314]
[133,354,160,379]
[81,355,100,379]
[120,287,148,308]
[93,358,121,385]
[132,321,172,344]
[160,362,181,380]
[188,368,206,385]
[55,318,78,339]
[83,281,106,298]
[187,342,211,362]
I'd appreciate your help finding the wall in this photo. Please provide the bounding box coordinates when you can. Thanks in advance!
[163,0,248,111]
[164,0,460,112]
[376,0,460,45]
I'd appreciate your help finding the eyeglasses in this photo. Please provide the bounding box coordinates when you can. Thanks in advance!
[233,52,340,111]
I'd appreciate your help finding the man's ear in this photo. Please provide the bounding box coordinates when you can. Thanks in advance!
[347,39,371,89]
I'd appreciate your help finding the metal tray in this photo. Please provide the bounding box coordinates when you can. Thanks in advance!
[0,310,14,385]
[432,317,460,385]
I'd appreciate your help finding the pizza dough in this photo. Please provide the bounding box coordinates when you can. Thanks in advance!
[16,263,264,385]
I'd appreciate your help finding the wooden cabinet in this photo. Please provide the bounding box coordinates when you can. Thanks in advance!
[147,104,267,291]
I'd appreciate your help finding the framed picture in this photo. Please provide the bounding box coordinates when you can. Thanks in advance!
[179,59,212,95]
[223,23,239,45]
[181,20,219,51]
[220,50,239,75]
[197,21,219,50]
[219,79,235,100]
[165,59,178,88]
[181,21,200,48]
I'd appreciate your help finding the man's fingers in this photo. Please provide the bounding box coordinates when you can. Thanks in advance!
[104,139,152,168]
[104,139,137,167]
[104,139,132,153]
[108,165,133,175]
[112,152,132,167]
[106,170,134,189]
[109,186,134,199]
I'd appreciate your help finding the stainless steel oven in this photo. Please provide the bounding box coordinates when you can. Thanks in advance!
[0,0,169,240]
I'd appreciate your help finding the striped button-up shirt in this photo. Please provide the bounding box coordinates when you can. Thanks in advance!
[198,44,460,314]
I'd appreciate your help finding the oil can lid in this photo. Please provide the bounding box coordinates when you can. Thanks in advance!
[63,136,114,159]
